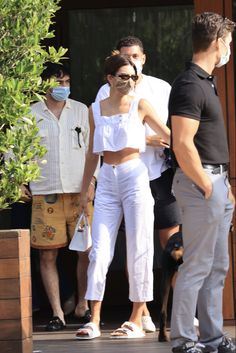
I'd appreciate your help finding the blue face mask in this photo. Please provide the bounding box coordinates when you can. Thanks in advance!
[50,86,70,101]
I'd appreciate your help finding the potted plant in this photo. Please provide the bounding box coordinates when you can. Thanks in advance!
[0,1,67,352]
[0,0,67,210]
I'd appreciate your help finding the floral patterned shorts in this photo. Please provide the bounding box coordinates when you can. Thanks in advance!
[31,193,93,249]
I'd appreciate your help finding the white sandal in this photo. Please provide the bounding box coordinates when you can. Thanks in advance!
[75,322,101,340]
[110,321,145,339]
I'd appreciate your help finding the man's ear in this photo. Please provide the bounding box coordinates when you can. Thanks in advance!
[142,54,146,65]
[213,38,221,51]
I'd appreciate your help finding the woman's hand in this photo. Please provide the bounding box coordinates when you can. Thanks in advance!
[146,135,170,148]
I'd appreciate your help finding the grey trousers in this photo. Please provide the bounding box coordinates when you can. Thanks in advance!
[170,168,234,350]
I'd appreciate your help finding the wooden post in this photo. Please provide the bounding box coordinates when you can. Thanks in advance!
[0,230,32,353]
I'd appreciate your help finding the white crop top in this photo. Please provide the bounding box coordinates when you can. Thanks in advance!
[92,98,146,154]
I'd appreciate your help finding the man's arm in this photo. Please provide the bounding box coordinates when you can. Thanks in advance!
[80,107,99,195]
[82,105,99,201]
[171,116,212,199]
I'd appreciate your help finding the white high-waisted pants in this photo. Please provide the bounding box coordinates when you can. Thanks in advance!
[85,158,154,302]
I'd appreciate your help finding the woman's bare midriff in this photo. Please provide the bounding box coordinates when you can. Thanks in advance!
[103,148,140,165]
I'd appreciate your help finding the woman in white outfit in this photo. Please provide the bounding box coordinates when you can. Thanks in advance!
[76,53,170,340]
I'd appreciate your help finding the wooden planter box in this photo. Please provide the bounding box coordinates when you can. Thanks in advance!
[0,230,32,353]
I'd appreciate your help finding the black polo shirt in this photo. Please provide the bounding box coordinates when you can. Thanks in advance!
[168,61,229,166]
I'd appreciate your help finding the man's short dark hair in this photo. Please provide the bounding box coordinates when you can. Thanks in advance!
[41,62,70,80]
[192,12,235,53]
[116,36,144,52]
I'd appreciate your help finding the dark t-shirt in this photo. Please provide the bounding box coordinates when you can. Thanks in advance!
[168,62,229,167]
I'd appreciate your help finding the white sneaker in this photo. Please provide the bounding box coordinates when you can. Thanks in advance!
[141,316,156,332]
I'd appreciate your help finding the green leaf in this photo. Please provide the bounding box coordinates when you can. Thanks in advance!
[0,0,67,210]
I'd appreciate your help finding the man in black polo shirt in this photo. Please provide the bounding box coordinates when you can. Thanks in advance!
[168,12,235,353]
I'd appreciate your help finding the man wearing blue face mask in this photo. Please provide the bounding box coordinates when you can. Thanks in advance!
[28,62,99,331]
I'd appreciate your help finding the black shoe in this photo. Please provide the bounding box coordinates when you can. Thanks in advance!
[75,309,91,324]
[45,316,66,331]
[83,309,91,323]
[173,342,203,353]
[218,337,236,353]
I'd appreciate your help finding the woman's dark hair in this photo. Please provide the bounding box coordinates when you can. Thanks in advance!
[192,12,235,53]
[104,53,137,77]
[41,62,70,81]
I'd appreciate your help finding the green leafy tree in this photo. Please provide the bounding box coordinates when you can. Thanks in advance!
[0,0,67,209]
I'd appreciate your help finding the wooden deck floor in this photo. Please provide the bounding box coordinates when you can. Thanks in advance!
[33,329,170,353]
[33,311,236,353]
[33,327,236,353]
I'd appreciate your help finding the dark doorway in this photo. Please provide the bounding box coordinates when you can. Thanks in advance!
[68,5,193,105]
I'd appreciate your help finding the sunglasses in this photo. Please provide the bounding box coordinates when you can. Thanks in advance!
[115,74,139,82]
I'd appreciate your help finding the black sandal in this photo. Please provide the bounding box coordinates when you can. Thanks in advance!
[45,316,66,331]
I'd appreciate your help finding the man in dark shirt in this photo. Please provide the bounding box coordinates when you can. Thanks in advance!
[168,12,235,353]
